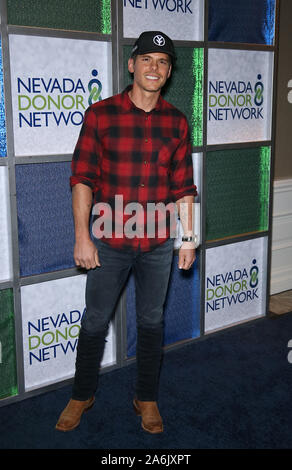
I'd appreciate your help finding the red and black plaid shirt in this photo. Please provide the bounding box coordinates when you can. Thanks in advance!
[70,85,197,252]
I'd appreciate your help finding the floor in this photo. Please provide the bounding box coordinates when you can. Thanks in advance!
[269,289,292,315]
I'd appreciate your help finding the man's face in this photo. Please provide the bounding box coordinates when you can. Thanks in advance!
[128,52,172,93]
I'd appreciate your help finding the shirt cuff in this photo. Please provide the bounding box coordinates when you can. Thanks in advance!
[171,185,197,202]
[70,175,95,190]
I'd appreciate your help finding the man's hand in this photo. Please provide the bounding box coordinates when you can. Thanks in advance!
[178,241,196,270]
[74,238,100,270]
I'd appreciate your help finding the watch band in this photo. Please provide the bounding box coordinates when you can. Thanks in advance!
[182,235,196,243]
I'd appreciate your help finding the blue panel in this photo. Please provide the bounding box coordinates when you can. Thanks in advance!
[127,253,200,358]
[208,0,276,45]
[0,38,7,157]
[15,162,75,276]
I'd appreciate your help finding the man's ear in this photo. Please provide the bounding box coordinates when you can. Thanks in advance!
[167,64,172,79]
[128,57,135,74]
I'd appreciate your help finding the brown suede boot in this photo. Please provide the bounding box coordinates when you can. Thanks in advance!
[133,398,163,434]
[55,397,95,432]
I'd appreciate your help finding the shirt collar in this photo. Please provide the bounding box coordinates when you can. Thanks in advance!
[121,84,164,113]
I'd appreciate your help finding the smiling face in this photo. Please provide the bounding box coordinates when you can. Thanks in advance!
[128,52,172,94]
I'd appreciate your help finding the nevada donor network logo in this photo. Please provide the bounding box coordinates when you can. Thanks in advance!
[206,259,259,313]
[209,74,264,121]
[16,69,103,128]
[27,308,86,365]
[124,0,193,14]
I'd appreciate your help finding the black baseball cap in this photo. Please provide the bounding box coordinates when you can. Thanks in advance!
[130,31,176,62]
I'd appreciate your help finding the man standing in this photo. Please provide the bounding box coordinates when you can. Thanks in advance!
[56,31,197,434]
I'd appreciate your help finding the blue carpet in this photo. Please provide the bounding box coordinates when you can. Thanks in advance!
[1,312,292,450]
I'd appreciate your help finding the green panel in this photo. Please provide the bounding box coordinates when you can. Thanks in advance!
[7,0,111,34]
[206,147,271,241]
[123,46,204,146]
[0,289,17,399]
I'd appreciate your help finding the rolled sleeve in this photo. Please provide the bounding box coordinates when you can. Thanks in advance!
[169,116,197,202]
[70,107,100,191]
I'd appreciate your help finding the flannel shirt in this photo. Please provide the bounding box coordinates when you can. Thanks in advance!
[70,85,197,252]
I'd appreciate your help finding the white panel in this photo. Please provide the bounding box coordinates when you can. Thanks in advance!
[9,35,112,156]
[207,49,274,145]
[173,153,202,249]
[0,167,12,281]
[21,275,116,391]
[270,178,292,294]
[123,0,204,41]
[192,152,202,203]
[205,237,268,333]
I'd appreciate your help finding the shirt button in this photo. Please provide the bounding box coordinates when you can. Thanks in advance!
[145,138,148,143]
[144,160,147,165]
[140,183,145,187]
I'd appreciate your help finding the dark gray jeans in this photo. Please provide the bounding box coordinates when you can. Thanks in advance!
[72,237,174,401]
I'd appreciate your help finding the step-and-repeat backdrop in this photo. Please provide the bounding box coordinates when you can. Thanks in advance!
[0,0,277,402]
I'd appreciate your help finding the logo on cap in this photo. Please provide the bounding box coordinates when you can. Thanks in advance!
[153,35,165,47]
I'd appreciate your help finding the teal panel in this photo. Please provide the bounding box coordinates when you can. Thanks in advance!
[206,147,271,241]
[0,289,18,399]
[7,0,111,34]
